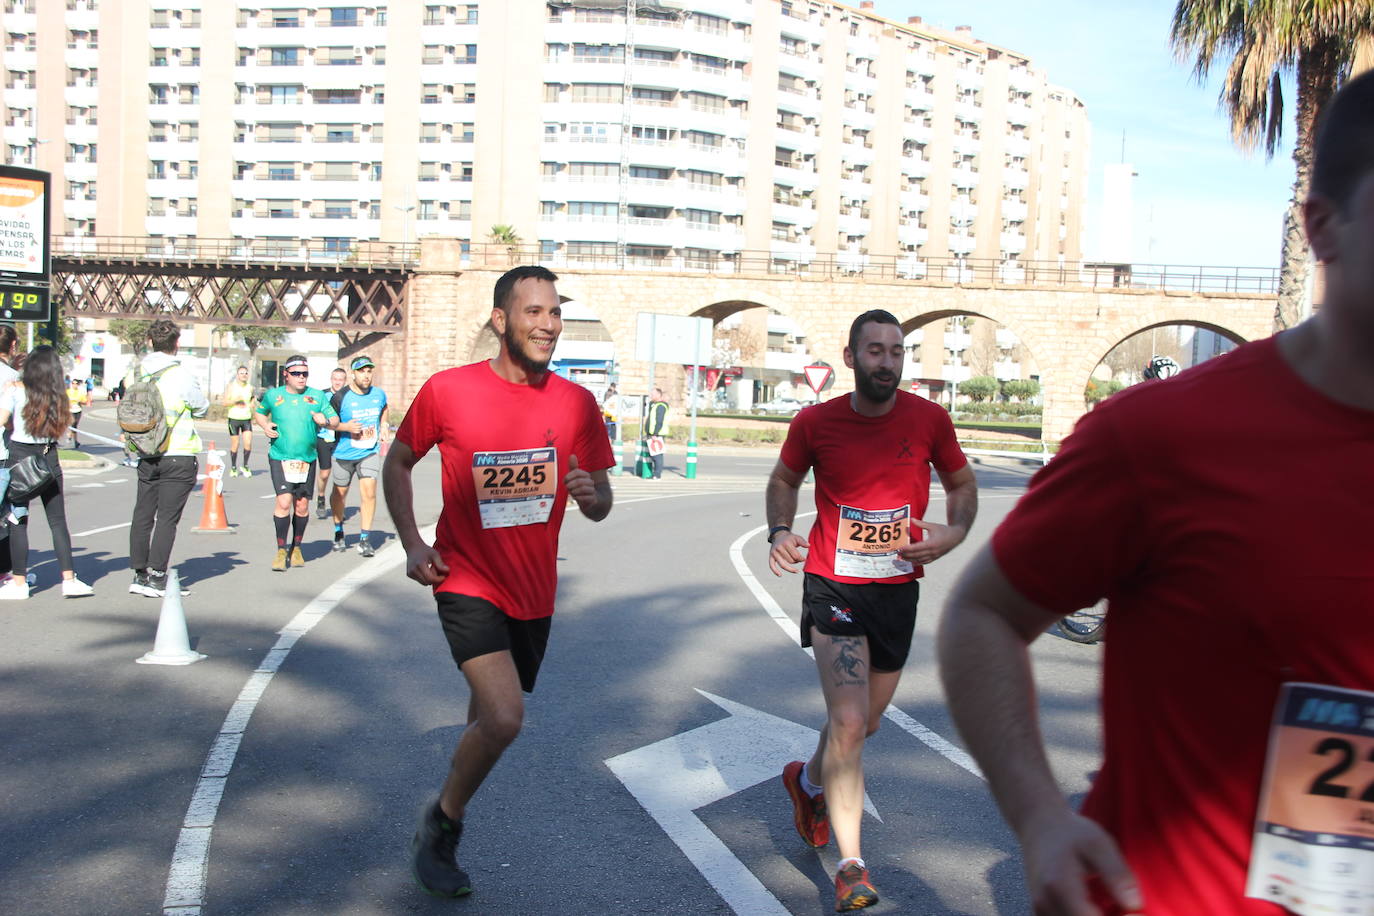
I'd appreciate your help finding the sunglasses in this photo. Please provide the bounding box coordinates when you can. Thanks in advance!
[285,370,308,377]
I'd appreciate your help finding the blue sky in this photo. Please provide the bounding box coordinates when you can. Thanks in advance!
[883,0,1296,268]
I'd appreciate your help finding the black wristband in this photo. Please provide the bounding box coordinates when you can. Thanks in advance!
[767,525,792,544]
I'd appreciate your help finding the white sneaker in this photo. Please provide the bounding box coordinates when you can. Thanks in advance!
[0,578,29,599]
[62,577,94,598]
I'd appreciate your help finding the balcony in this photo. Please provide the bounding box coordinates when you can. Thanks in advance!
[900,154,930,178]
[776,87,822,119]
[1000,231,1028,253]
[1001,199,1028,222]
[897,223,928,247]
[949,232,975,255]
[1008,67,1037,93]
[772,200,816,229]
[770,238,817,261]
[841,141,874,168]
[1006,102,1033,127]
[777,12,824,44]
[902,122,933,144]
[952,166,980,190]
[777,50,823,83]
[899,190,930,213]
[995,329,1019,349]
[773,162,819,192]
[953,132,980,156]
[904,86,935,111]
[838,177,872,201]
[836,248,869,274]
[843,67,878,95]
[1005,134,1032,158]
[841,105,877,132]
[942,362,973,383]
[1005,168,1030,191]
[954,100,983,124]
[836,209,871,236]
[912,53,938,78]
[944,330,972,351]
[954,68,984,91]
[994,360,1022,380]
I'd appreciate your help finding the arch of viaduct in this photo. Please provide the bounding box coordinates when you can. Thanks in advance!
[402,240,1276,442]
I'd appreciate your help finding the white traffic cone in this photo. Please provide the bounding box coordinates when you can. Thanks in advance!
[136,569,206,666]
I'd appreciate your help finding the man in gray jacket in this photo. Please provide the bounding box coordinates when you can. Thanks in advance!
[127,319,209,598]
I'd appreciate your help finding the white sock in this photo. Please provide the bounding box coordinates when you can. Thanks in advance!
[838,857,866,871]
[801,761,823,797]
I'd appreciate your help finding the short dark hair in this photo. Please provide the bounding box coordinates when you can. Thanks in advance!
[148,318,180,354]
[0,324,18,357]
[1311,69,1374,214]
[493,265,558,315]
[848,309,902,352]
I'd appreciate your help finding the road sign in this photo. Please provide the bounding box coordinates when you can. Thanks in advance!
[635,313,713,364]
[803,362,834,394]
[606,690,877,915]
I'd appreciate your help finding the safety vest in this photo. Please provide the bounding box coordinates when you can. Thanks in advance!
[152,363,201,456]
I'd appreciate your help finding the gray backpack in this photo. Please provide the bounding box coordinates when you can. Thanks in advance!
[117,364,176,457]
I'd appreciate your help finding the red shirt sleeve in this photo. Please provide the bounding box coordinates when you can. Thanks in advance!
[926,403,968,474]
[574,386,615,472]
[778,405,814,475]
[991,404,1148,613]
[396,376,440,459]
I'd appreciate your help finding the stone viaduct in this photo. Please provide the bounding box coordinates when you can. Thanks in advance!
[380,239,1277,443]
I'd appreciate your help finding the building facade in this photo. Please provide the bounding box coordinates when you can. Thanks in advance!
[2,0,1089,272]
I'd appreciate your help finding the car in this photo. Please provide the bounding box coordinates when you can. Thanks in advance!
[752,396,806,416]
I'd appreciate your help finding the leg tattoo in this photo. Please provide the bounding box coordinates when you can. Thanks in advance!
[830,636,867,687]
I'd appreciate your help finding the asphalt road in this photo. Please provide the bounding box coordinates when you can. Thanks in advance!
[0,407,1103,915]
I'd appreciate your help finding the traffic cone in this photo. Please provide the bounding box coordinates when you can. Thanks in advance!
[193,440,235,533]
[136,570,206,666]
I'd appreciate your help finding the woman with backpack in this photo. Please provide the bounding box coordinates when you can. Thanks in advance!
[0,346,93,599]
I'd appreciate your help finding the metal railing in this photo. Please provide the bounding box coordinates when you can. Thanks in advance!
[48,236,1280,295]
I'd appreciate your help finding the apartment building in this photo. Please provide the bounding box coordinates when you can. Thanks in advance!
[2,0,1089,278]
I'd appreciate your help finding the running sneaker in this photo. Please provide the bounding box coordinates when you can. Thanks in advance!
[331,535,348,553]
[357,537,375,558]
[129,572,151,595]
[315,500,328,520]
[0,578,29,599]
[272,548,288,572]
[834,863,878,912]
[62,577,94,598]
[782,760,830,847]
[411,800,472,898]
[290,545,305,568]
[240,467,252,478]
[143,571,190,598]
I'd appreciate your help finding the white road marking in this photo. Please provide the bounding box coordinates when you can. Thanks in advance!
[158,530,429,915]
[728,518,986,781]
[73,521,132,537]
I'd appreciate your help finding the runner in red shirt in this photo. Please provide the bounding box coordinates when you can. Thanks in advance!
[766,309,977,911]
[383,265,614,899]
[937,72,1374,916]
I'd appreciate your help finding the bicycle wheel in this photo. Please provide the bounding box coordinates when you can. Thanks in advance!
[1055,599,1107,644]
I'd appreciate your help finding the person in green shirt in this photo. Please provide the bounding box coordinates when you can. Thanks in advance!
[254,354,339,571]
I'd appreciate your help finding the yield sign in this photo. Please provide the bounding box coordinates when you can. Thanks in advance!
[803,363,833,394]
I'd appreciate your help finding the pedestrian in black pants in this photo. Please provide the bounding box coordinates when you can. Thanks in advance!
[126,319,209,599]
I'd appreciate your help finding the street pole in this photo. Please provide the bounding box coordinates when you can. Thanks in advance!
[686,329,700,479]
[640,314,656,479]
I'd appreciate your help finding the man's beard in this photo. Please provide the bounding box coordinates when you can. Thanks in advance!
[503,321,553,378]
[854,362,898,403]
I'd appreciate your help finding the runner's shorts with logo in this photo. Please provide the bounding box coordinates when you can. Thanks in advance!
[800,572,920,672]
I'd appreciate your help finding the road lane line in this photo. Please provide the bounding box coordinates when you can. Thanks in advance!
[72,521,132,537]
[728,519,985,781]
[159,528,429,915]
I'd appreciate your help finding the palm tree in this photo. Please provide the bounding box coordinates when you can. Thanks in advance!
[1171,0,1374,330]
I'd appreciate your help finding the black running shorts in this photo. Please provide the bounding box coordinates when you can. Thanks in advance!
[315,437,336,470]
[436,593,553,694]
[227,417,253,436]
[800,572,920,672]
[268,457,317,500]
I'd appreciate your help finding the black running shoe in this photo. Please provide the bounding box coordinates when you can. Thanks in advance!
[411,800,472,898]
[315,500,328,520]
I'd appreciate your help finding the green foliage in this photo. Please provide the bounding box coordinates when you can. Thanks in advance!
[218,324,290,355]
[959,375,999,402]
[1085,378,1126,404]
[488,224,521,246]
[1001,378,1041,402]
[107,319,156,356]
[954,402,1043,419]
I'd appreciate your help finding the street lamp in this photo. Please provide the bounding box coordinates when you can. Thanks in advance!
[393,204,415,260]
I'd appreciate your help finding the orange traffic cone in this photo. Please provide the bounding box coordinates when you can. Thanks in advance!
[192,440,235,534]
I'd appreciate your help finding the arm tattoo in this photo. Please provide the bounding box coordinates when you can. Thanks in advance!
[830,636,867,686]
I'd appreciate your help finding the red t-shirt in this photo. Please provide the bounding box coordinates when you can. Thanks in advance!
[395,362,614,620]
[779,390,967,584]
[993,336,1374,916]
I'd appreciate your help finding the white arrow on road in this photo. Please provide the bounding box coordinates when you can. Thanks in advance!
[605,689,876,915]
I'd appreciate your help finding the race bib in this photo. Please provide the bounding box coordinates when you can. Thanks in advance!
[282,459,310,483]
[1246,683,1374,915]
[834,505,913,579]
[355,424,377,450]
[472,447,557,529]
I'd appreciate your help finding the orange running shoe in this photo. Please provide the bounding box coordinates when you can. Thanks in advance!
[782,760,829,847]
[834,862,878,911]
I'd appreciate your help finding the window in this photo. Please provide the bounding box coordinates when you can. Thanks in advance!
[685,170,722,187]
[322,237,351,254]
[267,163,296,181]
[540,201,559,216]
[322,201,352,219]
[150,48,169,66]
[419,124,439,143]
[418,163,439,181]
[462,5,478,24]
[178,84,199,104]
[184,47,200,66]
[571,84,622,103]
[630,126,669,143]
[329,7,359,27]
[458,123,474,142]
[459,84,476,103]
[572,43,622,63]
[634,47,674,64]
[567,241,615,258]
[423,5,443,25]
[369,163,382,180]
[567,201,616,218]
[324,125,356,143]
[456,44,476,64]
[150,85,169,104]
[317,161,353,180]
[418,201,437,220]
[772,222,791,240]
[267,201,296,218]
[271,11,300,27]
[571,162,617,177]
[628,205,669,220]
[177,122,198,141]
[629,166,668,180]
[456,201,471,220]
[543,83,561,103]
[422,45,443,65]
[265,123,298,143]
[422,84,442,104]
[326,47,357,65]
[459,163,473,181]
[316,88,360,104]
[270,47,300,66]
[268,85,300,104]
[684,130,722,149]
[151,9,169,27]
[148,122,168,142]
[684,209,720,225]
[632,87,672,105]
